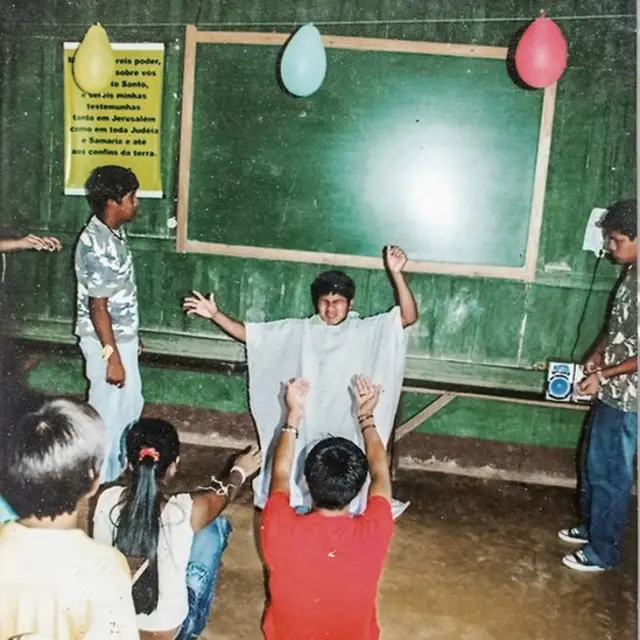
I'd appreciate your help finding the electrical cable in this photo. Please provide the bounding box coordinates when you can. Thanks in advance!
[570,251,603,362]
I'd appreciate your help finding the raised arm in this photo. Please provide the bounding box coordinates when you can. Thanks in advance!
[0,234,62,252]
[384,245,418,328]
[190,444,262,531]
[354,375,391,502]
[269,378,310,497]
[183,290,247,343]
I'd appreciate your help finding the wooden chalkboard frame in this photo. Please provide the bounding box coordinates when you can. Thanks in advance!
[177,25,557,281]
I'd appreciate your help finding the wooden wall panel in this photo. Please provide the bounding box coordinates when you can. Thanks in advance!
[0,0,635,396]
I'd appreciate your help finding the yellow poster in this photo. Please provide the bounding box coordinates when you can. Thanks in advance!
[63,42,164,197]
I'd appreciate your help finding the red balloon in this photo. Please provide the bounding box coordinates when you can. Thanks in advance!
[515,17,568,88]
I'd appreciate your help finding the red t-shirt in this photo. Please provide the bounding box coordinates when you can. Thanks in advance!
[261,491,394,640]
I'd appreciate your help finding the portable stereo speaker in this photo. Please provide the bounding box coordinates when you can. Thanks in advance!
[546,362,574,402]
[545,361,592,404]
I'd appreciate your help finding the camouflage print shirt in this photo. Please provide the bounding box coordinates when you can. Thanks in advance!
[74,216,139,341]
[598,264,638,413]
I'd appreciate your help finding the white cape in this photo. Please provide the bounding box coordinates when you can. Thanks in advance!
[246,306,407,514]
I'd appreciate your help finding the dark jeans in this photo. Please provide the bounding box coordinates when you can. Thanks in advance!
[176,515,232,639]
[579,400,637,568]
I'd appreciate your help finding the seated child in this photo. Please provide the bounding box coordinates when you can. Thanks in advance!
[92,417,262,640]
[0,398,138,639]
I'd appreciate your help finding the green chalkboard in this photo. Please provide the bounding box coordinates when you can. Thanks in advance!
[186,42,544,267]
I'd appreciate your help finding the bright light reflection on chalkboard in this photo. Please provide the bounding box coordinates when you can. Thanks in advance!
[404,166,459,230]
[362,127,462,253]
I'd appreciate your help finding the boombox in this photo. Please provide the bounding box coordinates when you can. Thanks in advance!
[545,361,592,404]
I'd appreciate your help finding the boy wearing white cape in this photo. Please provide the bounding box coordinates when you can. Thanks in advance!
[183,246,418,515]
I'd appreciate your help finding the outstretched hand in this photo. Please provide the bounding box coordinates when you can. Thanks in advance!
[21,234,62,252]
[384,245,408,273]
[183,290,218,319]
[285,378,311,415]
[354,375,381,416]
[234,444,262,478]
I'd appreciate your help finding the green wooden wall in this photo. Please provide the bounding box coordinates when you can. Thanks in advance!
[0,0,635,453]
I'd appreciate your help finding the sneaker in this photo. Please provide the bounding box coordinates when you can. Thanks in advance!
[562,548,606,573]
[558,526,588,544]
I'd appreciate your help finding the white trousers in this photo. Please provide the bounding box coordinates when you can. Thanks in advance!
[79,336,144,482]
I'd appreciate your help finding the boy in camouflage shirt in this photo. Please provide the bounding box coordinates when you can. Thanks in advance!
[74,165,143,482]
[559,199,638,572]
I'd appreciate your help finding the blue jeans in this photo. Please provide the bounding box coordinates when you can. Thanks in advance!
[579,400,638,568]
[80,336,144,482]
[176,515,232,639]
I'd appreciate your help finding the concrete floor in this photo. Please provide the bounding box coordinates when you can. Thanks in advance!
[170,444,637,640]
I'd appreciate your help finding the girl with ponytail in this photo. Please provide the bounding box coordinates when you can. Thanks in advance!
[92,417,261,639]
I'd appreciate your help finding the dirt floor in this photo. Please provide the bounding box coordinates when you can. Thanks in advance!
[8,348,636,637]
[166,443,637,640]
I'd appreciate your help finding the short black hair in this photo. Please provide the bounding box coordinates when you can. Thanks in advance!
[598,199,637,240]
[85,165,139,219]
[304,437,368,510]
[310,270,356,309]
[0,399,105,519]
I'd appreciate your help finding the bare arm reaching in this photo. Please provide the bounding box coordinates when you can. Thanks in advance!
[354,375,392,502]
[183,290,247,343]
[269,378,310,496]
[190,444,262,532]
[384,245,418,328]
[0,234,62,252]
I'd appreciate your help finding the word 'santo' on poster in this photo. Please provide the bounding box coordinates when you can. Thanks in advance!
[63,43,164,198]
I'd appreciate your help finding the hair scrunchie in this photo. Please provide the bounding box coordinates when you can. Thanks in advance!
[138,446,160,462]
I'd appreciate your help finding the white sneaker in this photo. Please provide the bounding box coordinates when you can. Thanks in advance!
[562,548,606,572]
[558,526,588,544]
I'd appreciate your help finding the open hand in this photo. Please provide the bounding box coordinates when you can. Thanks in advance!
[21,234,62,252]
[354,375,381,415]
[384,245,407,273]
[285,378,311,414]
[234,444,262,478]
[183,291,218,319]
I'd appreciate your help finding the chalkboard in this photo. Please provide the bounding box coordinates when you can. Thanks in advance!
[177,30,556,280]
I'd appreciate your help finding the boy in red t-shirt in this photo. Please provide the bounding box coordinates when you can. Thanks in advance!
[261,375,394,640]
